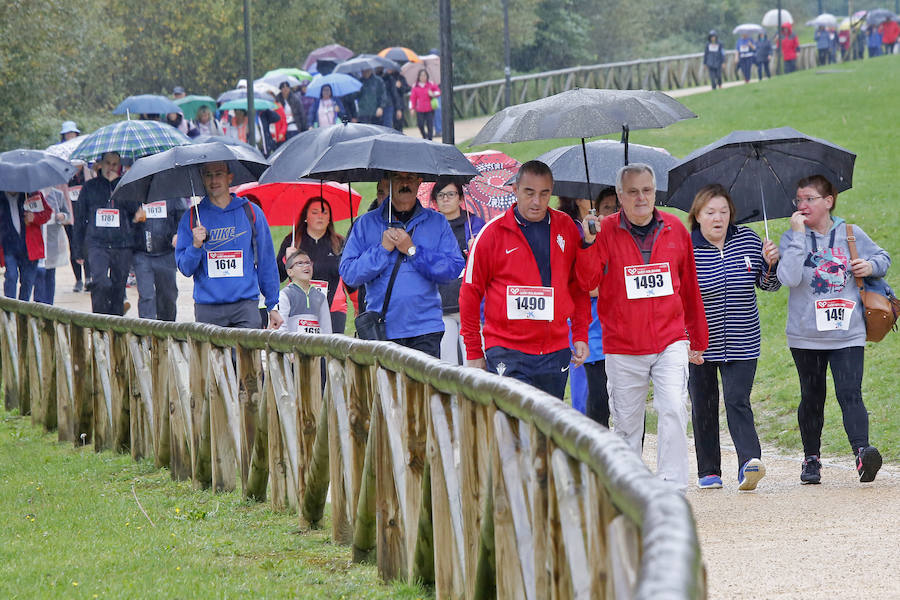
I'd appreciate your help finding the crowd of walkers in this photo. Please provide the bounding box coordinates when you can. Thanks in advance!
[704,18,900,88]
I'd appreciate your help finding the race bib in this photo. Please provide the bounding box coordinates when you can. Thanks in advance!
[506,285,554,320]
[144,201,167,219]
[68,186,81,202]
[624,263,674,299]
[23,196,43,212]
[96,208,120,228]
[815,298,856,331]
[297,317,321,335]
[207,250,243,278]
[310,280,329,297]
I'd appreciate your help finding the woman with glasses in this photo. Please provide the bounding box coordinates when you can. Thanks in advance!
[777,174,891,485]
[431,178,484,364]
[276,197,348,334]
[688,184,780,491]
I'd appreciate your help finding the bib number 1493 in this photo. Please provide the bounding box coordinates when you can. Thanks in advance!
[624,263,674,299]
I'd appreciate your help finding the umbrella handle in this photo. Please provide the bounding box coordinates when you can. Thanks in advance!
[621,125,630,166]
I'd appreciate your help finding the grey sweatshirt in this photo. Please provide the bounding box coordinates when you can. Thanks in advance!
[777,216,891,349]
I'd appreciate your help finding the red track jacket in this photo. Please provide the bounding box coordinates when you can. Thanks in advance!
[460,206,591,360]
[575,210,708,356]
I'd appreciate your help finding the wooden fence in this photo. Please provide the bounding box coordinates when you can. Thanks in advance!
[0,297,705,599]
[453,44,819,119]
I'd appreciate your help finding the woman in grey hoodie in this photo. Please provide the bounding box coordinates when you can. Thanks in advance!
[777,175,890,485]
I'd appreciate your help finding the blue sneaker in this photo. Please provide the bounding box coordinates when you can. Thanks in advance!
[697,475,723,489]
[738,458,765,491]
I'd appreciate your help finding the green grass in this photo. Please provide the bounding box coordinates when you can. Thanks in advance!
[0,409,430,599]
[467,55,900,462]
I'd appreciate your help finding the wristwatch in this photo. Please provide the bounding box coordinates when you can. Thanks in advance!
[407,245,417,257]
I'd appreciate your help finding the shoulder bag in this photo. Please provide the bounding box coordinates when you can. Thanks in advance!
[846,223,900,342]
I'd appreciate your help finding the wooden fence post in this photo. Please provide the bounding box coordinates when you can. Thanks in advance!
[54,323,75,443]
[26,318,43,425]
[71,325,93,446]
[37,319,57,431]
[208,346,241,492]
[15,312,30,415]
[237,346,262,493]
[266,351,298,510]
[166,339,194,481]
[126,334,156,462]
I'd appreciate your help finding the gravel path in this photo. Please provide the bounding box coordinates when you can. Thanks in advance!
[642,432,900,599]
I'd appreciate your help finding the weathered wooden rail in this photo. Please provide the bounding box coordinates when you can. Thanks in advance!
[453,44,819,119]
[0,297,705,599]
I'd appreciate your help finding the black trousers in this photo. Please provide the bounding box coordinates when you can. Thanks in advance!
[88,246,132,315]
[689,359,762,478]
[790,346,869,457]
[756,60,771,80]
[134,251,177,321]
[707,66,722,89]
[416,111,434,140]
[390,331,443,359]
[583,360,610,427]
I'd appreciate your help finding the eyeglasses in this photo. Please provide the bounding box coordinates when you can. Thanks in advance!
[291,260,312,267]
[792,195,825,207]
[436,191,459,200]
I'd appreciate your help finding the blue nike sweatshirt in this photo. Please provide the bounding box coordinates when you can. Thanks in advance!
[175,193,280,310]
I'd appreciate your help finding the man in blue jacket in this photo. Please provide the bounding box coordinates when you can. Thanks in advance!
[175,161,282,329]
[340,171,465,358]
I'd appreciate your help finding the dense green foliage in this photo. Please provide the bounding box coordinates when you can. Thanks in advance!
[3,0,895,149]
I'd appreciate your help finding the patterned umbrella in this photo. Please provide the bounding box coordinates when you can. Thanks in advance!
[45,136,86,162]
[417,150,520,221]
[70,119,192,162]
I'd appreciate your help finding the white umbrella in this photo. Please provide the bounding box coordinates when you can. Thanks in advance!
[806,13,838,28]
[45,137,86,163]
[733,23,766,36]
[762,8,793,27]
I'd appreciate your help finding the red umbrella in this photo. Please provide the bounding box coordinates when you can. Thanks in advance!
[232,180,362,226]
[418,150,520,221]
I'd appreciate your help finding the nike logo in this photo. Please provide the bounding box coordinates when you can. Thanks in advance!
[505,247,518,254]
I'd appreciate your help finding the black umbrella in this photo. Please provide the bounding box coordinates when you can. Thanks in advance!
[304,134,478,183]
[262,122,401,182]
[521,140,678,201]
[111,142,268,211]
[664,127,855,237]
[334,55,401,75]
[305,133,478,223]
[0,149,75,192]
[192,135,265,159]
[470,88,695,214]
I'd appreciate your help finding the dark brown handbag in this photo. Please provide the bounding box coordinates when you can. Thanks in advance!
[846,224,900,342]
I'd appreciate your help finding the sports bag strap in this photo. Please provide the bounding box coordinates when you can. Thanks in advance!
[846,223,864,293]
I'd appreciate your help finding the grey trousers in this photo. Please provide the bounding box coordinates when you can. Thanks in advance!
[134,251,177,321]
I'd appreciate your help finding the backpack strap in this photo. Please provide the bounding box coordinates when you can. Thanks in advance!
[243,202,258,268]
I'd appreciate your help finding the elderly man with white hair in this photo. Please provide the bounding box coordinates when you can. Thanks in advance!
[577,163,708,491]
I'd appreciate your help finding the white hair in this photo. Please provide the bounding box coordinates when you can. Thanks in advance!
[615,163,656,193]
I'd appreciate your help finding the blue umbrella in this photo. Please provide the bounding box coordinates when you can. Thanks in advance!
[305,73,363,98]
[113,94,182,116]
[0,149,75,192]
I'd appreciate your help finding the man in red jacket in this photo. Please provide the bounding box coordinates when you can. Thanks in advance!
[579,164,707,491]
[460,160,591,399]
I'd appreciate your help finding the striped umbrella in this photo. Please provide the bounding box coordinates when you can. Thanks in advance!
[70,120,191,162]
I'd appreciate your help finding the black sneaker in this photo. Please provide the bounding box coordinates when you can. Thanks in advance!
[72,280,83,293]
[801,455,821,484]
[856,446,882,483]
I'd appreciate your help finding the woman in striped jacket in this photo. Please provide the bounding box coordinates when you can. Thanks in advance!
[688,184,780,491]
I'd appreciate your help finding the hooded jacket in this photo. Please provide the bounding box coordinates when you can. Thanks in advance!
[780,25,799,60]
[704,34,725,68]
[575,210,708,356]
[459,206,591,360]
[339,198,465,339]
[777,217,891,350]
[175,193,280,310]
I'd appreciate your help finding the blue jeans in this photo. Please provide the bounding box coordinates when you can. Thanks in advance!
[3,253,38,300]
[485,346,570,399]
[33,267,56,304]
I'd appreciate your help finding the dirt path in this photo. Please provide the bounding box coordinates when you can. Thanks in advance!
[642,432,900,599]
